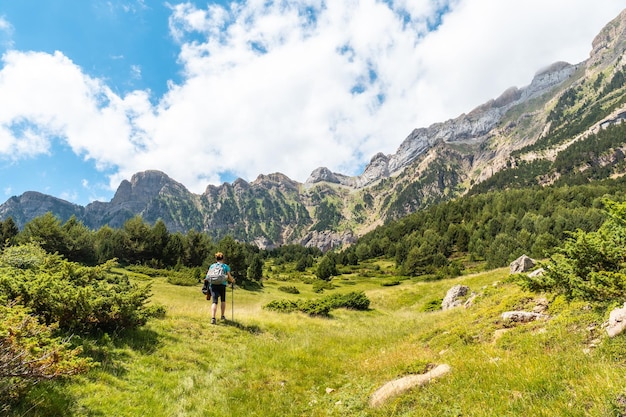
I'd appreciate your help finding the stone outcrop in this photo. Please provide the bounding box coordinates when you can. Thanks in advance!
[299,230,356,252]
[501,311,547,323]
[510,255,536,274]
[442,285,470,310]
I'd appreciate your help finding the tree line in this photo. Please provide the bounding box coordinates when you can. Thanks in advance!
[0,213,266,284]
[341,179,626,278]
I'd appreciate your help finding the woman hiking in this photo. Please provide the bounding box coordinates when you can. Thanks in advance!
[206,252,235,324]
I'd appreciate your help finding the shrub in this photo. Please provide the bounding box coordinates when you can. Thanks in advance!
[312,279,334,293]
[298,299,332,316]
[277,285,300,294]
[420,298,443,312]
[326,291,370,310]
[517,199,626,302]
[0,303,93,411]
[263,299,299,313]
[166,270,198,286]
[263,291,370,316]
[0,244,162,333]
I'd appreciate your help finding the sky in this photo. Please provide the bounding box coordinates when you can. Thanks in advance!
[0,1,623,206]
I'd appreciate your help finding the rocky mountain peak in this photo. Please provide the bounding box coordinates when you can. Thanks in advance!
[111,170,179,204]
[252,172,301,193]
[589,8,626,67]
[306,167,341,184]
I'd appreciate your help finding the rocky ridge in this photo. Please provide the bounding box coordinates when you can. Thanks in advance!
[2,9,626,250]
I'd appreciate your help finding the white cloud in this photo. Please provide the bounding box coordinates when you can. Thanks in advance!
[0,0,624,198]
[0,16,14,49]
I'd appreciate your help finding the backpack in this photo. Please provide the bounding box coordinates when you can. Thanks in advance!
[206,263,227,286]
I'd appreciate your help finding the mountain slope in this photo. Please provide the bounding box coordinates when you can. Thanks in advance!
[2,9,626,250]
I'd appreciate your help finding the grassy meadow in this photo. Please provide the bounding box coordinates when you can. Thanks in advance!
[19,262,626,417]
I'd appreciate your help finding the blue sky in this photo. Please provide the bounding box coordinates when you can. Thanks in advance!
[0,1,623,206]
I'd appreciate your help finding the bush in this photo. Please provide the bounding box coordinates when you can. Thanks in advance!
[312,279,334,293]
[263,291,370,316]
[166,270,198,286]
[263,299,299,313]
[0,244,162,333]
[326,291,370,310]
[278,285,300,294]
[298,299,332,316]
[517,200,626,302]
[420,298,443,312]
[0,303,93,412]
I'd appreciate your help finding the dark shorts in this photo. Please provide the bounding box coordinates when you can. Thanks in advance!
[210,284,227,303]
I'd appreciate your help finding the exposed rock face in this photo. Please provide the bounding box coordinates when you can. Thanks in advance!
[305,167,355,188]
[299,230,356,252]
[2,9,626,252]
[355,153,390,187]
[0,192,83,227]
[306,167,341,185]
[589,9,626,67]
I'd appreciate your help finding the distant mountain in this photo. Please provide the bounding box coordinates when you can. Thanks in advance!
[3,9,626,250]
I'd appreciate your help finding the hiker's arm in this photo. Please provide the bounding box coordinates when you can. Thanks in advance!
[227,272,235,284]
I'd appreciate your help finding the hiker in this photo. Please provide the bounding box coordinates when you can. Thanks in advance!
[206,252,235,324]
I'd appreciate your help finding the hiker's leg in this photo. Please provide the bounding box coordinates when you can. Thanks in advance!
[211,302,218,318]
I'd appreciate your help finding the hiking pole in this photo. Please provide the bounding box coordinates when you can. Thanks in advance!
[231,282,234,321]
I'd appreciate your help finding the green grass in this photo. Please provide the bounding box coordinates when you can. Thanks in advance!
[16,268,626,416]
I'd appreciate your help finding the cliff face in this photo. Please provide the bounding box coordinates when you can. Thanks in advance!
[3,9,626,250]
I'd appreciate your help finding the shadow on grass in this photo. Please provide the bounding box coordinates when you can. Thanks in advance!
[5,380,107,417]
[220,319,263,334]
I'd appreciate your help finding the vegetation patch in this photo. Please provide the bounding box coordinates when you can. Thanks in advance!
[277,285,300,294]
[264,290,370,316]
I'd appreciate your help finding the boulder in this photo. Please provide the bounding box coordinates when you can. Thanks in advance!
[606,302,626,337]
[510,255,536,274]
[442,285,469,310]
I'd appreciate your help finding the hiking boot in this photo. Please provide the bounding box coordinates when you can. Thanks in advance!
[221,316,226,321]
[211,318,216,324]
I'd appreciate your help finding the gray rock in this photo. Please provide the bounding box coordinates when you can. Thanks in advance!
[510,255,536,274]
[501,311,547,323]
[442,285,469,310]
[606,302,626,337]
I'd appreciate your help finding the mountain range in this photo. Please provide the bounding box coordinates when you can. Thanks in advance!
[3,9,626,251]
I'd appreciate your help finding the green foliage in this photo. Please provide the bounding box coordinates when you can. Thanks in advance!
[247,254,264,280]
[0,303,93,413]
[264,291,370,316]
[343,180,623,276]
[0,244,160,333]
[263,299,299,313]
[420,298,443,312]
[517,199,626,302]
[0,217,18,247]
[315,254,337,281]
[324,291,370,310]
[311,200,342,232]
[277,285,300,294]
[312,279,334,293]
